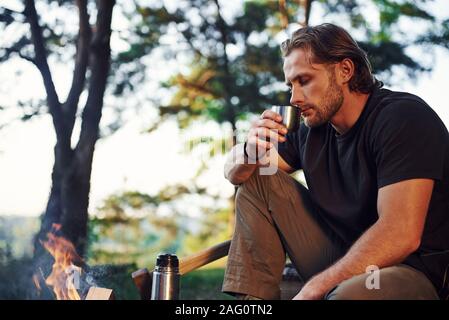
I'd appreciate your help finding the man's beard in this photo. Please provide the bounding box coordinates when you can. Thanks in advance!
[303,71,344,128]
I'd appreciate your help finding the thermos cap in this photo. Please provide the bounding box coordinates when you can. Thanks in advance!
[156,253,179,268]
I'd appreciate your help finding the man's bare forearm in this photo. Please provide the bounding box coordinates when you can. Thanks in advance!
[309,219,419,293]
[224,143,259,185]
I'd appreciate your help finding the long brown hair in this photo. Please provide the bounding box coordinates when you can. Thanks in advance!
[281,23,382,93]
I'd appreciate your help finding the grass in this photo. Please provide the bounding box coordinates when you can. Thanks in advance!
[93,265,233,300]
[180,268,232,300]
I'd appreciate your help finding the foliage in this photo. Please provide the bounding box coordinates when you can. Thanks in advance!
[181,207,231,258]
[319,0,449,76]
[0,256,36,299]
[88,190,182,268]
[154,0,295,128]
[180,268,232,300]
[154,0,449,129]
[87,176,231,268]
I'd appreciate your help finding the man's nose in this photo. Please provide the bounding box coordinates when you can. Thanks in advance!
[290,86,305,107]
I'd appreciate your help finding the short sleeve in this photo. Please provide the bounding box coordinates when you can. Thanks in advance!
[372,100,447,188]
[276,124,305,170]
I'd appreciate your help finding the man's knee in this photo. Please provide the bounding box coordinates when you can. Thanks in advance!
[235,169,295,208]
[325,265,439,300]
[325,273,378,300]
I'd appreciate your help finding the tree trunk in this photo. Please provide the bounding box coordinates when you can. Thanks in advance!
[301,0,313,26]
[31,0,115,275]
[33,142,72,259]
[60,0,114,255]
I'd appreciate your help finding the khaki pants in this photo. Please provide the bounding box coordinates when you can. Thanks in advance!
[222,170,439,300]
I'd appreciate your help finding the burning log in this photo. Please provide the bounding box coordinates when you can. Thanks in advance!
[37,224,86,300]
[35,223,113,300]
[34,224,132,300]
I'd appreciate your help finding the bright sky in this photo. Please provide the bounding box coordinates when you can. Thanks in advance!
[0,0,448,217]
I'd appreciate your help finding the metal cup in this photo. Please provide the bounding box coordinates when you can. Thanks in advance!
[271,105,300,131]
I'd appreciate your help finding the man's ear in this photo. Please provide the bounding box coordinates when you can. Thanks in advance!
[337,58,354,85]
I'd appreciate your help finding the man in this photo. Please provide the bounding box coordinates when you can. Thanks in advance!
[222,23,449,300]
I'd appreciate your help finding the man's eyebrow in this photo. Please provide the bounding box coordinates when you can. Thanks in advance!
[285,73,311,86]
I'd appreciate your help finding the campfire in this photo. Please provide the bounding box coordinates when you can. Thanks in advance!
[40,224,83,300]
[34,224,114,300]
[33,223,230,300]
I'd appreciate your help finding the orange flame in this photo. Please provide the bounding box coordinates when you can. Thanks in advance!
[40,224,84,300]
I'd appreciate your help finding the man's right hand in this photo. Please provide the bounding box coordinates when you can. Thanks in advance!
[245,109,289,163]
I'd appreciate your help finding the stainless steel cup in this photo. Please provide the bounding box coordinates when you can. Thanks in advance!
[271,105,300,131]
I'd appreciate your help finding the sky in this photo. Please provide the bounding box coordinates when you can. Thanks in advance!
[0,0,448,217]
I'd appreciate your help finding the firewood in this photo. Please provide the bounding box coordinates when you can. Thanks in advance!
[132,268,152,300]
[85,287,115,300]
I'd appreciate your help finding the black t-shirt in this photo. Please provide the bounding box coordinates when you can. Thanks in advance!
[277,88,449,297]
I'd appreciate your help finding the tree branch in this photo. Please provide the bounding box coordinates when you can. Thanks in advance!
[0,6,25,24]
[63,0,91,136]
[304,0,313,26]
[76,0,115,159]
[279,0,289,29]
[0,6,25,16]
[0,99,45,131]
[24,0,64,136]
[180,32,206,59]
[177,74,218,97]
[3,47,36,64]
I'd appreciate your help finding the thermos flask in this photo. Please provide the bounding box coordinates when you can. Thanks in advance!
[151,253,180,300]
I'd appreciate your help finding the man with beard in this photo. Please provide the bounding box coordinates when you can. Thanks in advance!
[222,23,449,300]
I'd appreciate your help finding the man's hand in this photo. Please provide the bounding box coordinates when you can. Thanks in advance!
[245,109,288,163]
[293,273,336,300]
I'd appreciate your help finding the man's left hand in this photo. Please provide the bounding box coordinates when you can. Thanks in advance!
[292,274,337,300]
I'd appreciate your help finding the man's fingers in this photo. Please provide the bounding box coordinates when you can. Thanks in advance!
[256,127,286,143]
[260,109,283,122]
[255,119,288,134]
[246,108,288,160]
[247,136,273,154]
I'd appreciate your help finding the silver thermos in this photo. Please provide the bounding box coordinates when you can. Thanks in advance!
[151,253,180,300]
